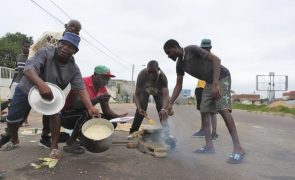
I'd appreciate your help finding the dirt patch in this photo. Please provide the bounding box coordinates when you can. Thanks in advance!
[268,100,295,108]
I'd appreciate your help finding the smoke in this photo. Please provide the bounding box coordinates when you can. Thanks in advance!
[162,116,203,165]
[168,116,192,145]
[158,121,176,151]
[155,117,192,152]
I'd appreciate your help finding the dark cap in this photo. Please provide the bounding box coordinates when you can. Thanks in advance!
[200,39,212,48]
[59,32,80,51]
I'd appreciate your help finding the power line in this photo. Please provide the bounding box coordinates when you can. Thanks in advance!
[47,0,133,68]
[82,29,130,66]
[48,0,71,19]
[29,0,132,70]
[29,0,64,25]
[79,34,131,70]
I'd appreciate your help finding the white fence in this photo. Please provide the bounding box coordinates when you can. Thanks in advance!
[0,66,14,101]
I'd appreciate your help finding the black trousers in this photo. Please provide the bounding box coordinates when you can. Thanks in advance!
[42,110,117,137]
[130,92,163,134]
[195,87,204,111]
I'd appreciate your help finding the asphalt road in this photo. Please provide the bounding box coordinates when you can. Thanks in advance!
[0,103,295,180]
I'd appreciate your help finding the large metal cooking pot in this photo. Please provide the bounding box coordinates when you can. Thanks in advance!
[141,123,176,150]
[79,118,114,153]
[141,125,162,142]
[142,124,162,133]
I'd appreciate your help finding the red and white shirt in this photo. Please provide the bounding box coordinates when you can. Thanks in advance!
[63,75,107,111]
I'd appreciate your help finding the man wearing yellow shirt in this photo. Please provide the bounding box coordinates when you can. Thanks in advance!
[192,79,218,140]
[191,39,218,140]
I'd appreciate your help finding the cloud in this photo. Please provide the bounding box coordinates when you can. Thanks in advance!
[1,0,294,97]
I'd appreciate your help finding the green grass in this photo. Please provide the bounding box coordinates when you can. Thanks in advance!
[232,103,295,115]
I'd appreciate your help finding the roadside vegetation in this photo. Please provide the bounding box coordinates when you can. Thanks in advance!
[233,103,295,116]
[0,32,33,68]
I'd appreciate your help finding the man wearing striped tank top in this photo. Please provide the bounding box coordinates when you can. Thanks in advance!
[9,40,32,126]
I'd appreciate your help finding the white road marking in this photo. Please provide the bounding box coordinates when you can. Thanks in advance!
[252,125,264,129]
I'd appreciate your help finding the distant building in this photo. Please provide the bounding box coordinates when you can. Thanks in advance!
[232,94,260,104]
[283,91,295,100]
[180,89,191,98]
[176,89,192,105]
[107,79,135,103]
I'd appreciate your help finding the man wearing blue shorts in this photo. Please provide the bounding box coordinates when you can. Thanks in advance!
[2,32,99,159]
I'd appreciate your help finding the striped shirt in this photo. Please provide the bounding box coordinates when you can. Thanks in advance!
[12,53,29,83]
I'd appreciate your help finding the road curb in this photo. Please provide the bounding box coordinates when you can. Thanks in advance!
[233,109,295,119]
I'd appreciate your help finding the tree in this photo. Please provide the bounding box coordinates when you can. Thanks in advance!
[0,32,33,68]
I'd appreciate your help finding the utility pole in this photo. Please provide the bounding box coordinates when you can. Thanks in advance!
[268,72,275,103]
[131,64,135,103]
[131,64,134,82]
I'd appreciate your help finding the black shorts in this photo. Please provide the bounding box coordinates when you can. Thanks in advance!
[195,87,204,110]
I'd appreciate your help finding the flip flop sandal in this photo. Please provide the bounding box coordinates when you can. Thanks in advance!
[0,169,6,177]
[76,140,84,147]
[192,146,215,154]
[0,133,11,146]
[0,141,20,151]
[22,123,30,127]
[227,152,246,164]
[63,143,85,154]
[49,149,62,159]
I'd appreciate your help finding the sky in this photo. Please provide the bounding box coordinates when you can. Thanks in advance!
[1,0,294,98]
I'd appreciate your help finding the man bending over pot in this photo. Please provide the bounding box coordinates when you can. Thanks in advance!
[59,65,128,154]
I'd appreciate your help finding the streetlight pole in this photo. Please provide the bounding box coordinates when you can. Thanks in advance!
[131,64,134,82]
[130,64,135,103]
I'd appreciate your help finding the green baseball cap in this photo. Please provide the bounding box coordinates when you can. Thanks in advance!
[200,39,212,48]
[94,65,115,77]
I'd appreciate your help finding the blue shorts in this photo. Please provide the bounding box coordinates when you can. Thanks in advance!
[6,86,31,123]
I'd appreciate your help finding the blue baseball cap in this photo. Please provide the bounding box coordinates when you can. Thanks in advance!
[59,32,80,51]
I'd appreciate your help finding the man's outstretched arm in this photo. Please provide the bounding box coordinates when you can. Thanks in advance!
[168,75,183,114]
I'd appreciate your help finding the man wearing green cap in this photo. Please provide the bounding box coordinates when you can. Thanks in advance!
[57,65,128,154]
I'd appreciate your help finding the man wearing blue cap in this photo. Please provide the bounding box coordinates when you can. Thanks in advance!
[0,19,83,149]
[163,39,245,164]
[2,32,100,159]
[30,20,82,149]
[1,20,82,148]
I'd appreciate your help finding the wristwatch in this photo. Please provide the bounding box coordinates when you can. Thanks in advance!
[160,108,167,113]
